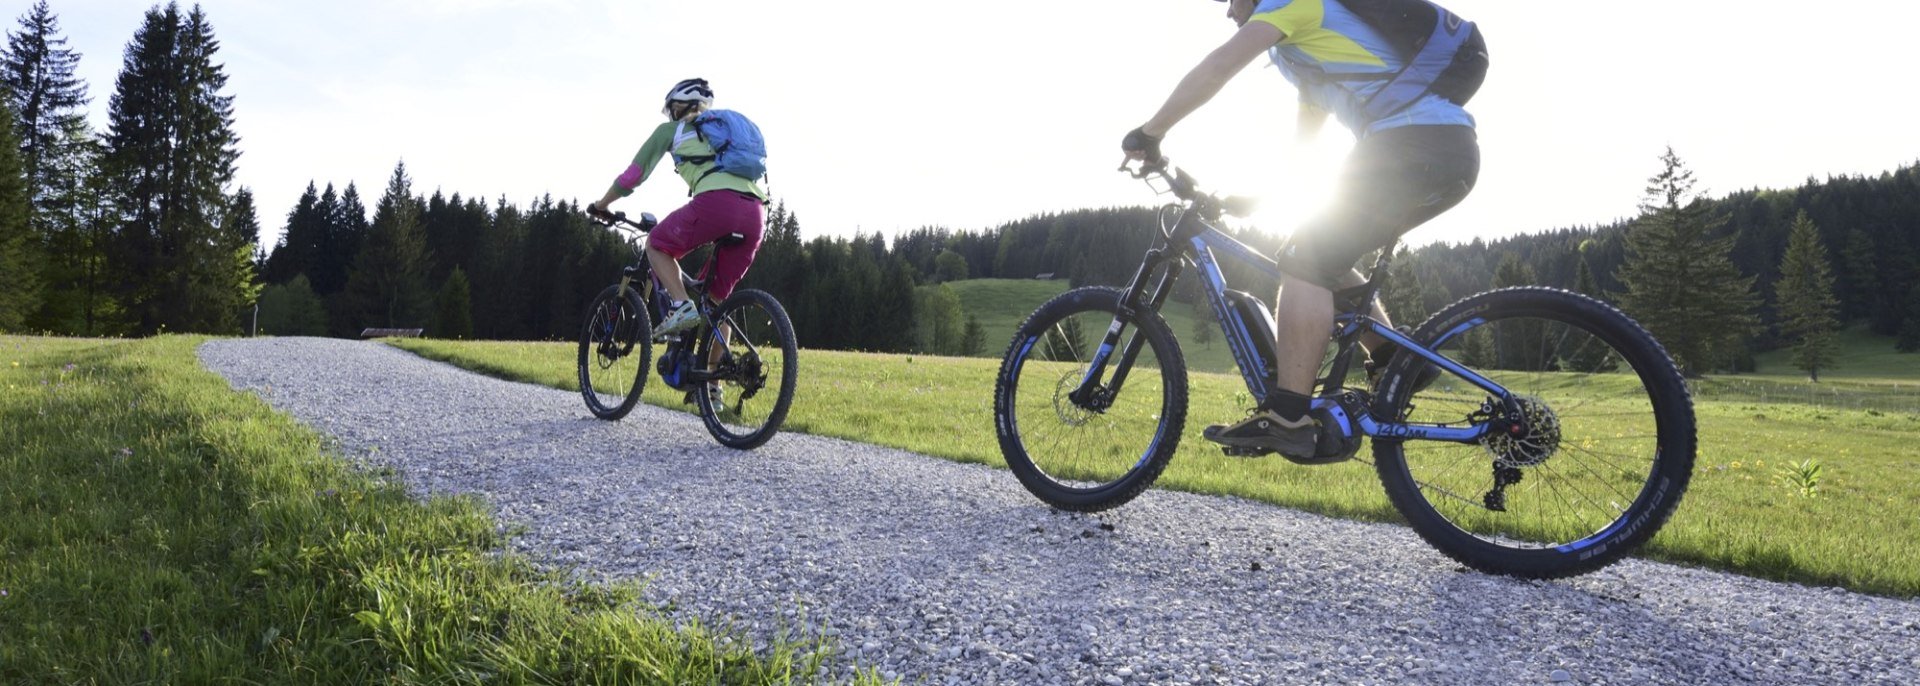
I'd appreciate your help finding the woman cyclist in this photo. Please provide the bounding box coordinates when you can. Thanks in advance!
[589,77,769,404]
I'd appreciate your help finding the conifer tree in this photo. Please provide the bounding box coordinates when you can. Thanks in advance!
[265,182,323,285]
[1775,211,1841,380]
[1614,148,1758,376]
[1838,228,1879,323]
[1899,283,1920,353]
[962,314,985,356]
[1564,255,1617,371]
[434,266,473,339]
[4,2,95,333]
[102,3,248,334]
[3,1,89,222]
[1492,252,1545,370]
[343,162,432,330]
[1382,257,1432,326]
[1190,299,1216,350]
[0,105,37,330]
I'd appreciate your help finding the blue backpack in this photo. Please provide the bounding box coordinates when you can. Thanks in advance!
[681,109,768,184]
[1280,0,1488,121]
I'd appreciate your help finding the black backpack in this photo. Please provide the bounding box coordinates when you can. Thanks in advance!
[1288,0,1489,120]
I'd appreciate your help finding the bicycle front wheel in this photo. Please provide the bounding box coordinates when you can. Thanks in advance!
[692,289,798,449]
[1372,287,1695,578]
[578,284,652,420]
[993,287,1187,512]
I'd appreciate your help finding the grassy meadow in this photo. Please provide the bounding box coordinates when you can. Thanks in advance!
[0,335,881,684]
[948,278,1243,374]
[392,333,1920,598]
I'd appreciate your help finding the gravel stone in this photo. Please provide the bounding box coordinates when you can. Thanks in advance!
[201,338,1920,686]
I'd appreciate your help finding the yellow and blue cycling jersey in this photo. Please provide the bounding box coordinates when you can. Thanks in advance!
[1251,0,1475,137]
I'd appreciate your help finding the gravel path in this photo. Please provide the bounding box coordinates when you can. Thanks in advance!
[199,337,1920,686]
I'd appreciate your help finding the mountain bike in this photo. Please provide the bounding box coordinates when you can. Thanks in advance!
[991,159,1696,578]
[580,209,798,449]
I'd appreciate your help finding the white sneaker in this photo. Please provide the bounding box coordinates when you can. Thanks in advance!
[655,300,700,335]
[707,384,726,409]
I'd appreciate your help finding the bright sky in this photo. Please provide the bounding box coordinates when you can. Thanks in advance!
[49,0,1920,251]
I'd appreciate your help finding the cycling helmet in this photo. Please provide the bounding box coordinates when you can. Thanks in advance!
[663,78,714,114]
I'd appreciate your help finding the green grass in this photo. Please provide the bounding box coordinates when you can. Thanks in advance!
[392,337,1920,598]
[0,335,882,684]
[1704,326,1920,416]
[1752,324,1920,381]
[948,278,1240,374]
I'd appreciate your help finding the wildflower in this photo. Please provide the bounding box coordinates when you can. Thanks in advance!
[118,447,133,459]
[62,363,75,373]
[1730,461,1743,469]
[1,589,9,597]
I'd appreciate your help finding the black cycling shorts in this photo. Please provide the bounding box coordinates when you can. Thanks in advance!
[1274,125,1480,286]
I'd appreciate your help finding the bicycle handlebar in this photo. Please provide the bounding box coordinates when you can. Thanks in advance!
[1117,156,1260,221]
[587,207,659,234]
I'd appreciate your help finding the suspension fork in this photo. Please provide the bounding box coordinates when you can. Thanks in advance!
[1070,248,1184,408]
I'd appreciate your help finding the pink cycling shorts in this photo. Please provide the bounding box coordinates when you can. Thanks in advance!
[647,189,765,300]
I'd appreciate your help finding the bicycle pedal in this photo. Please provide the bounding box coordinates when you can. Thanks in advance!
[1221,446,1274,458]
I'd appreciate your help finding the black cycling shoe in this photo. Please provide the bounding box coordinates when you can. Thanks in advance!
[1203,410,1320,461]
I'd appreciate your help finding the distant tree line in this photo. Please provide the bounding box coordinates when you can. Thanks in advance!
[1383,150,1918,377]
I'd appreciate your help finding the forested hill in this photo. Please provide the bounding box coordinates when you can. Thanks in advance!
[203,158,1920,367]
[1393,163,1920,351]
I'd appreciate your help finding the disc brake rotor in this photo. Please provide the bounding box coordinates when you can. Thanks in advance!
[1480,395,1562,468]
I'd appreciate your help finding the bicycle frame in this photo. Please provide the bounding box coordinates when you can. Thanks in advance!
[1071,180,1520,447]
[596,212,759,389]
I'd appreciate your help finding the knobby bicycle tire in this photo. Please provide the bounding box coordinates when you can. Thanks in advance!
[1372,287,1695,578]
[994,286,1188,512]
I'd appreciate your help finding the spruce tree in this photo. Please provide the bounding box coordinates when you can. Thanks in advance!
[0,105,37,330]
[1899,283,1920,353]
[962,314,985,356]
[1564,256,1617,372]
[1190,299,1216,350]
[265,182,323,284]
[1838,228,1879,323]
[434,266,473,339]
[1492,252,1545,370]
[102,3,247,334]
[1614,148,1758,376]
[3,1,89,223]
[194,187,262,332]
[343,162,432,331]
[1775,211,1841,380]
[1382,257,1432,326]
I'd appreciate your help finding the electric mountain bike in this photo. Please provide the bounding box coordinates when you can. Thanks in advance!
[580,209,798,449]
[991,159,1696,578]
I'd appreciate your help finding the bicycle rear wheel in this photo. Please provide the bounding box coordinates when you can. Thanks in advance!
[1372,287,1695,578]
[993,287,1187,512]
[692,289,797,449]
[578,284,652,420]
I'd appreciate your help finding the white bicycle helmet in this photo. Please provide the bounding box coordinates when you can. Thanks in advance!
[663,78,713,114]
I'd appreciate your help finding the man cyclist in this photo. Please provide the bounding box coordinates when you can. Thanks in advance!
[589,78,768,337]
[1122,0,1481,459]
